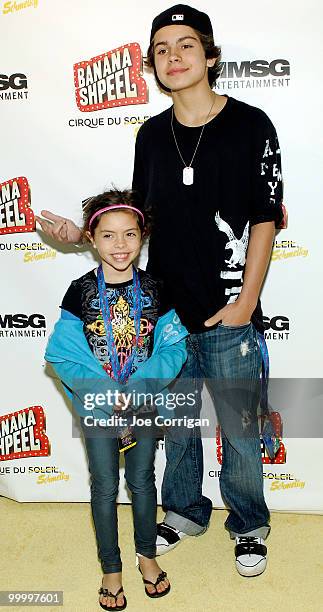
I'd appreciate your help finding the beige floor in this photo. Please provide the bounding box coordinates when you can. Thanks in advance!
[1,497,322,612]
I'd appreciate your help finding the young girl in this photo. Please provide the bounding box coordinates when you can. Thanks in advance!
[45,189,188,610]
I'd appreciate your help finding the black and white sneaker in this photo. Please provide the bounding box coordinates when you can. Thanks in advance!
[235,536,267,577]
[156,523,189,556]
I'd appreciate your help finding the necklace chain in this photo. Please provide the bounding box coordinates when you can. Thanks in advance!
[171,94,216,169]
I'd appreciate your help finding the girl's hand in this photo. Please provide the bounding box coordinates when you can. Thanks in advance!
[113,394,128,412]
[35,210,82,243]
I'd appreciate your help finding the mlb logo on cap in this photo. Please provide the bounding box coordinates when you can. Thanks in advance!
[150,5,214,42]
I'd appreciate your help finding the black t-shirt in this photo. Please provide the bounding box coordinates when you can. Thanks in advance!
[132,96,284,334]
[61,269,161,377]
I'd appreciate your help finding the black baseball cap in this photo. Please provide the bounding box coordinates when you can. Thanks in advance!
[150,4,214,41]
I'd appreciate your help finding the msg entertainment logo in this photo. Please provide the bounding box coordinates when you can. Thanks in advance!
[216,59,291,90]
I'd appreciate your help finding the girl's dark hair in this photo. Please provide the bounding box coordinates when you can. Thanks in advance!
[81,188,150,241]
[145,30,222,92]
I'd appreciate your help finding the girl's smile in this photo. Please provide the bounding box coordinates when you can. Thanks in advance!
[88,210,142,282]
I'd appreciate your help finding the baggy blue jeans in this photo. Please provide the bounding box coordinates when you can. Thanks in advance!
[81,422,157,573]
[162,323,270,539]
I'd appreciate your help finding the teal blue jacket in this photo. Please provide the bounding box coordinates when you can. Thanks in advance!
[45,309,188,419]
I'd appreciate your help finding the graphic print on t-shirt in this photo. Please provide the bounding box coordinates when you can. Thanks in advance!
[261,138,282,204]
[261,136,283,204]
[60,269,160,372]
[215,212,249,268]
[215,212,249,304]
[86,286,154,378]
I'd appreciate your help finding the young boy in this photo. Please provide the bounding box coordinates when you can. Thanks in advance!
[36,4,284,577]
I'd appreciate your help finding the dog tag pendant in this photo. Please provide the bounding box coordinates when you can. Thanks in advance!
[183,166,194,185]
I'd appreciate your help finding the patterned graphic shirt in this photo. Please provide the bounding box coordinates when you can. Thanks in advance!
[61,269,160,377]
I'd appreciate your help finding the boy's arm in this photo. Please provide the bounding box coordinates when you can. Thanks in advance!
[35,211,82,243]
[205,222,275,326]
[205,111,284,328]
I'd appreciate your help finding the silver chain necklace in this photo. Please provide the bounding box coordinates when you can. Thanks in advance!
[171,94,216,186]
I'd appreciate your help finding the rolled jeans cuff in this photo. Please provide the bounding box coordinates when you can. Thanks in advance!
[164,511,208,536]
[101,562,122,574]
[136,547,156,559]
[229,524,271,540]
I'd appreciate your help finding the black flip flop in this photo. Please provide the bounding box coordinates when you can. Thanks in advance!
[98,586,127,611]
[138,566,171,599]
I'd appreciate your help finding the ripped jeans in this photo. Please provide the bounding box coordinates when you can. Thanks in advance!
[162,322,270,538]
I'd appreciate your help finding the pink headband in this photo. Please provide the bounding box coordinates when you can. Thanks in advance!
[88,204,145,229]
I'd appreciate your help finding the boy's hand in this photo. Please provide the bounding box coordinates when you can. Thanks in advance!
[35,210,82,243]
[204,300,253,328]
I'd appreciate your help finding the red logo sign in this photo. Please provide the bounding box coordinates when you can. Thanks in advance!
[0,406,50,461]
[216,412,287,465]
[0,176,34,235]
[74,42,148,112]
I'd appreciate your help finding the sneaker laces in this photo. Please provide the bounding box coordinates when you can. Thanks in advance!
[236,537,261,555]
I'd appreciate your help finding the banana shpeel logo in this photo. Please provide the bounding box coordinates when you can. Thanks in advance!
[74,43,148,112]
[0,406,50,461]
[0,176,34,235]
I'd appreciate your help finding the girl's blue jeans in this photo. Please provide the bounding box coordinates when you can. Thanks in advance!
[81,422,157,573]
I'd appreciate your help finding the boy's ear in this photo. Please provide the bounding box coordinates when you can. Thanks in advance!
[206,57,216,68]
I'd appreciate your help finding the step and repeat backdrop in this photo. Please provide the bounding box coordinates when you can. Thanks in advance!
[1,0,322,511]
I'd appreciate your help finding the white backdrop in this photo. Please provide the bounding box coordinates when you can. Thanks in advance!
[0,0,322,511]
